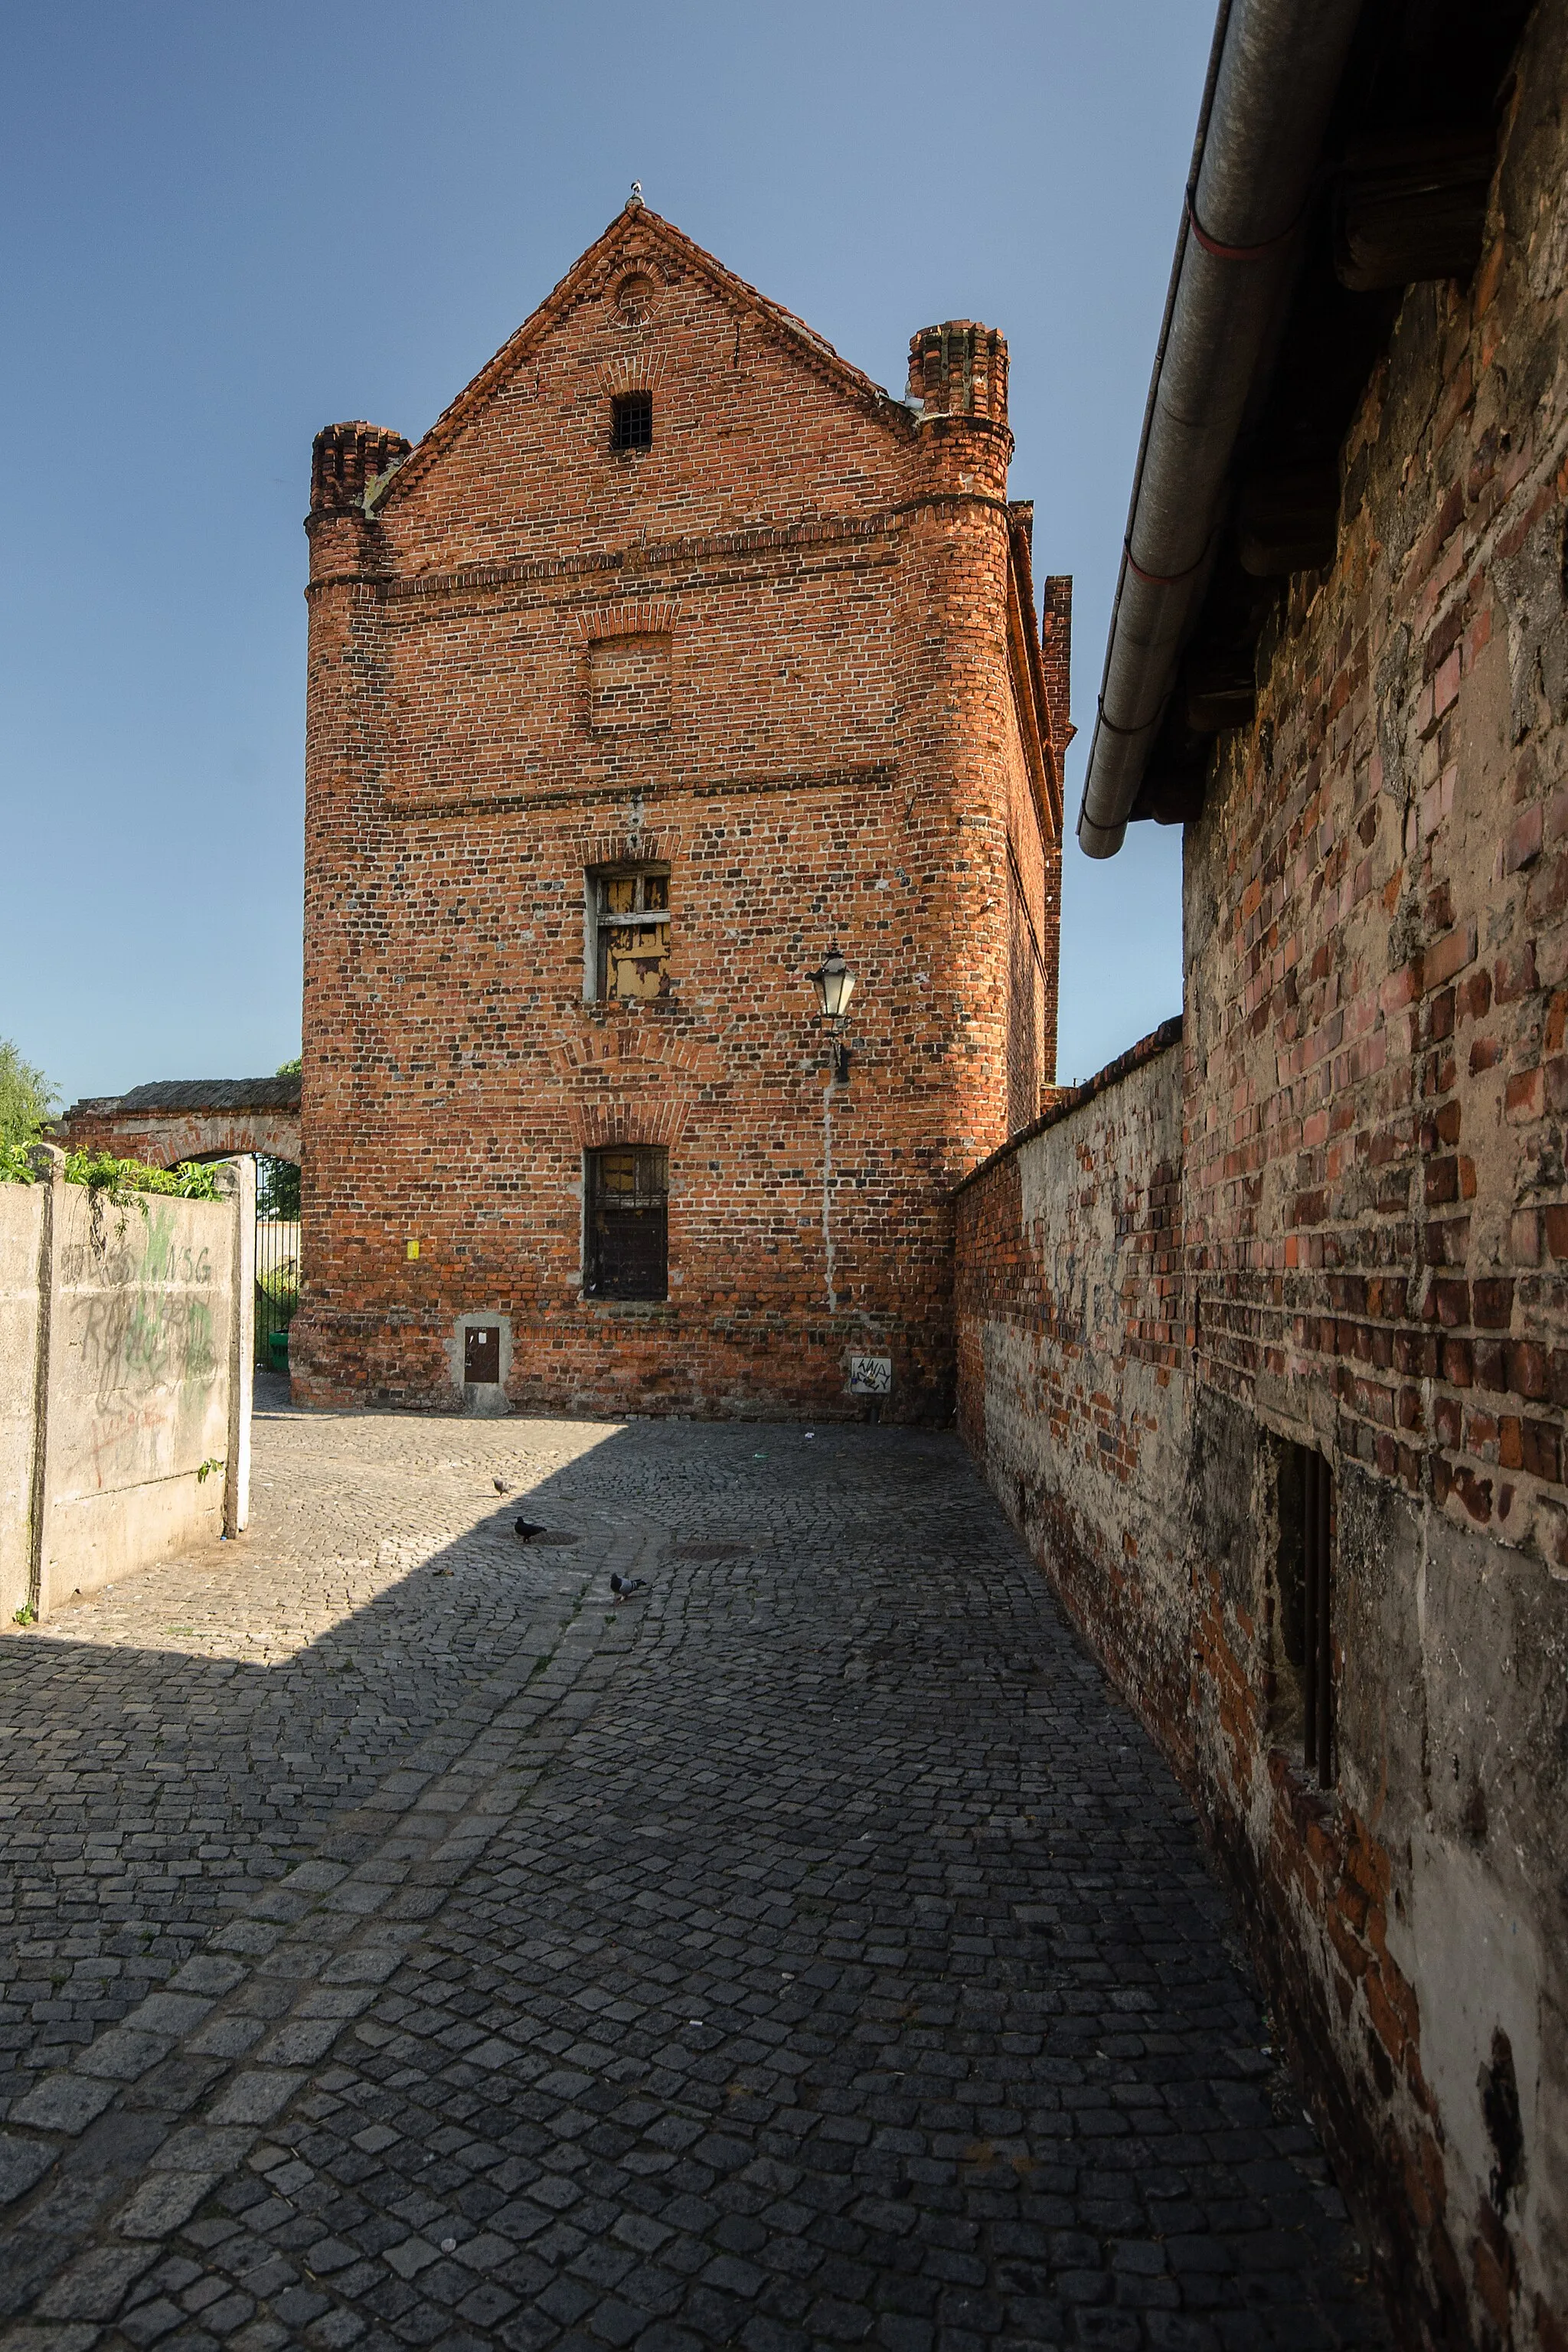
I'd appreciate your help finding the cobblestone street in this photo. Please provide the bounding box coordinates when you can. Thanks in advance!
[1,1399,1384,2351]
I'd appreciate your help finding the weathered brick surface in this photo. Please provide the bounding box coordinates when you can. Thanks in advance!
[956,8,1568,2346]
[296,207,1066,1424]
[955,1033,1194,1785]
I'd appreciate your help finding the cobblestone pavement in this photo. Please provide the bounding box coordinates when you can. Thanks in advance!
[1,1402,1387,2351]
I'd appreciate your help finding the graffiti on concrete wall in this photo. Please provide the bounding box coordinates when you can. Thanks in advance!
[54,1197,230,1498]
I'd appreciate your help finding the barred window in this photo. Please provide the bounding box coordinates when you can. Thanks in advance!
[588,867,670,1002]
[611,391,652,450]
[584,1145,668,1301]
[1276,1442,1334,1788]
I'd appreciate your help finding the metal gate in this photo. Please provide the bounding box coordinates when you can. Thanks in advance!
[255,1158,301,1372]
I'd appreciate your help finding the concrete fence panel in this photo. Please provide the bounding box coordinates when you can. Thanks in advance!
[0,1181,47,1623]
[4,1152,253,1622]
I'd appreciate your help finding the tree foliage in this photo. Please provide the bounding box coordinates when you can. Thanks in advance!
[260,1060,302,1216]
[0,1039,55,1149]
[63,1152,224,1200]
[0,1143,223,1197]
[257,1156,301,1218]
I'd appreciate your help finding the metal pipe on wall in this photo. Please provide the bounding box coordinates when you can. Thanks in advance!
[1076,0,1364,860]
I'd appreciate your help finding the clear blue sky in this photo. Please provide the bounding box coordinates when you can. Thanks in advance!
[2,2,1209,1110]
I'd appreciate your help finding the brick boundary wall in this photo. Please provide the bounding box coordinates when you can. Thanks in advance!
[954,1029,1196,1771]
[953,1031,1557,2352]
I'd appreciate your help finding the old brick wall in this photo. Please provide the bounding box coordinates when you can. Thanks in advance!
[58,1081,302,1172]
[1183,6,1568,2336]
[957,6,1568,2343]
[954,1024,1190,1746]
[296,208,1064,1422]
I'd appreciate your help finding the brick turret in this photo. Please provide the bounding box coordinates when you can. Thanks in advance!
[1040,573,1073,757]
[906,322,1012,506]
[309,422,410,517]
[896,315,1037,1159]
[906,322,1009,426]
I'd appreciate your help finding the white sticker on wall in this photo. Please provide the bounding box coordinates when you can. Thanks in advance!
[846,1355,893,1396]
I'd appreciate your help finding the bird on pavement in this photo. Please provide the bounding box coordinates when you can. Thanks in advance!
[493,1477,511,1494]
[514,1517,547,1542]
[609,1573,646,1599]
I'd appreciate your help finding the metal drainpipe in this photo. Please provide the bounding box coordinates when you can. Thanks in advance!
[1076,0,1364,860]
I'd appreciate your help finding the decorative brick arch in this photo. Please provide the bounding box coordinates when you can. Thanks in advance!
[570,1097,694,1150]
[570,600,678,643]
[583,829,675,871]
[595,351,673,397]
[546,1031,712,1086]
[57,1079,302,1170]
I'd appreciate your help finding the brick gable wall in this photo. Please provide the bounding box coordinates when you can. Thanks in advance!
[296,210,1065,1421]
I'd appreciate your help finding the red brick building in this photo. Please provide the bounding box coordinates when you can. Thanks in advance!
[294,201,1067,1419]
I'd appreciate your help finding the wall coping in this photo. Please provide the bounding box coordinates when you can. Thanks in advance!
[63,1076,301,1119]
[951,1014,1184,1198]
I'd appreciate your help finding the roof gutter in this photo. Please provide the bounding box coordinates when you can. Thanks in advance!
[1076,0,1364,859]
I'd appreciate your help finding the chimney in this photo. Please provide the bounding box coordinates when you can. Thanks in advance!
[1040,574,1074,758]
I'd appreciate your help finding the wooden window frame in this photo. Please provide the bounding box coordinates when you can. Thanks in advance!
[586,865,671,1003]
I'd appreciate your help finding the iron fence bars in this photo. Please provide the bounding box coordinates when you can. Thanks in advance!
[254,1209,300,1370]
[584,1145,668,1300]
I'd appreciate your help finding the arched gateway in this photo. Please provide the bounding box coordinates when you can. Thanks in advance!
[57,1076,302,1169]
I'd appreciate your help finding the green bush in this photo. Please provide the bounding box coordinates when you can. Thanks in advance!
[257,1263,299,1321]
[64,1152,224,1200]
[0,1148,224,1199]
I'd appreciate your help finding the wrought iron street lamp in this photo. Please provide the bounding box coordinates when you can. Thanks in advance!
[809,946,856,1083]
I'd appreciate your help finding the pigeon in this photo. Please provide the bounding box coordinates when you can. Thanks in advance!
[493,1477,511,1495]
[514,1518,547,1543]
[609,1573,646,1599]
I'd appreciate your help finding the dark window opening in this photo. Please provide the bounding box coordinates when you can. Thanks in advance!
[1276,1442,1334,1788]
[464,1325,501,1383]
[611,390,653,451]
[585,1145,668,1300]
